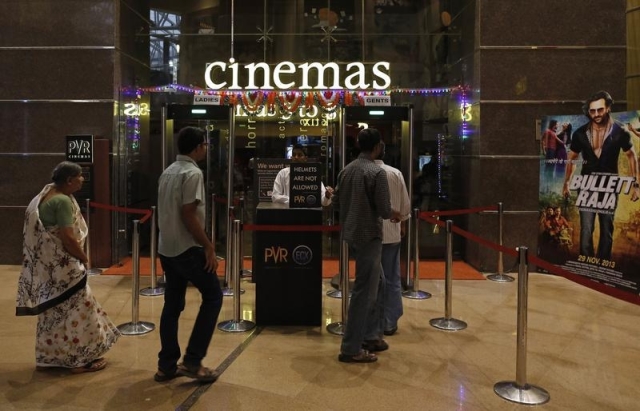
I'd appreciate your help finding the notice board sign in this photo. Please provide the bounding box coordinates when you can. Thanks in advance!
[253,158,288,202]
[290,162,321,208]
[66,135,94,163]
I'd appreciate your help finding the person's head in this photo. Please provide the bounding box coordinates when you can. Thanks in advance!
[554,207,562,216]
[357,128,383,158]
[291,144,308,163]
[583,91,613,125]
[546,206,554,215]
[177,126,207,160]
[51,161,84,192]
[548,119,558,131]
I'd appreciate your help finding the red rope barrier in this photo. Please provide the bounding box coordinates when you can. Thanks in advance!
[421,215,518,257]
[420,212,640,306]
[419,204,498,219]
[88,201,152,224]
[528,254,640,306]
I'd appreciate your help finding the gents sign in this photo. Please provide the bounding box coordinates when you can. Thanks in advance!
[363,95,391,106]
[289,163,322,208]
[204,59,391,91]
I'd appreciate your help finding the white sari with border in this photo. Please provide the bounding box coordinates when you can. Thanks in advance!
[16,184,120,368]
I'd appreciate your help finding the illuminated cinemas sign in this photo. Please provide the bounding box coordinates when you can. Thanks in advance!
[568,173,637,213]
[204,59,391,91]
[66,135,94,163]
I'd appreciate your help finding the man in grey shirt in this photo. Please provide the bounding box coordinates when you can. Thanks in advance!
[155,126,223,383]
[333,128,401,363]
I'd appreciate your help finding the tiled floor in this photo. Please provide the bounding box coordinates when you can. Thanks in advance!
[2,264,640,411]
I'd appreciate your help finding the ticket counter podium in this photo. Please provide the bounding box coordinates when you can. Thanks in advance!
[253,202,323,326]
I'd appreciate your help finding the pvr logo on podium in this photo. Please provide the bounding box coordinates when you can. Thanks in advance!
[265,246,288,263]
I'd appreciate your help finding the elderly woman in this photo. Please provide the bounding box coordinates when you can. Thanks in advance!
[16,161,120,373]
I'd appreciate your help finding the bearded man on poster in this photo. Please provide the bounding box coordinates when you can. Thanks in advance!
[562,91,640,261]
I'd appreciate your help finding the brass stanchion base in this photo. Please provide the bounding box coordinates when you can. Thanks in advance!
[140,287,165,296]
[486,273,515,282]
[117,321,155,335]
[87,268,103,276]
[402,290,432,300]
[429,317,467,331]
[217,319,256,333]
[494,381,550,405]
[326,322,344,335]
[222,287,245,296]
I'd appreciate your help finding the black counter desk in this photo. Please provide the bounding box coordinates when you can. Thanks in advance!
[253,202,323,326]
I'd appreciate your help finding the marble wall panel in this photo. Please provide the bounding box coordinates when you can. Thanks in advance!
[0,1,115,47]
[0,102,115,153]
[0,209,27,264]
[477,102,583,157]
[0,156,64,206]
[465,212,540,272]
[467,156,541,212]
[0,50,115,100]
[479,0,626,46]
[479,49,627,102]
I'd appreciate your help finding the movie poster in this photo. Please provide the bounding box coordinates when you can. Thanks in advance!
[538,92,640,295]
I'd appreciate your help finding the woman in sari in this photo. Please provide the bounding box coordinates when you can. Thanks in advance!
[16,161,120,373]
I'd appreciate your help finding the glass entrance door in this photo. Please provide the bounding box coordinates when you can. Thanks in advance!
[165,104,232,253]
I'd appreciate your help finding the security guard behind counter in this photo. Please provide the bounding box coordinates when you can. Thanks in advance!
[271,144,333,206]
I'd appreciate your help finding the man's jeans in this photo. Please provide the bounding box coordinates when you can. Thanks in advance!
[579,210,614,260]
[158,247,223,373]
[340,238,385,356]
[382,242,403,331]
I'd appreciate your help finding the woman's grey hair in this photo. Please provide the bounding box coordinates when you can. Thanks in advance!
[51,161,82,185]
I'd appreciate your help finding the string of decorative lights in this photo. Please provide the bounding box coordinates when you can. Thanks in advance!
[120,85,462,115]
[123,84,460,96]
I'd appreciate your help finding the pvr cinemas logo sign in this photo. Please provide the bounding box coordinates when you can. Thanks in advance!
[264,245,313,265]
[66,135,94,163]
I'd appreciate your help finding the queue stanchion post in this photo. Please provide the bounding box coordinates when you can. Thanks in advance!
[327,240,349,335]
[84,199,102,276]
[218,219,256,332]
[117,220,155,335]
[494,246,550,405]
[402,208,431,300]
[487,202,514,282]
[140,206,164,296]
[327,216,343,294]
[238,196,252,278]
[222,206,244,296]
[429,220,467,331]
[327,231,350,298]
[212,194,224,263]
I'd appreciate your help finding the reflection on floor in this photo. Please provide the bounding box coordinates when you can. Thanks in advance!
[1,264,639,411]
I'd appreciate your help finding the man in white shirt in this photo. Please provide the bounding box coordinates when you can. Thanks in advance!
[374,142,411,336]
[156,126,222,384]
[271,144,333,206]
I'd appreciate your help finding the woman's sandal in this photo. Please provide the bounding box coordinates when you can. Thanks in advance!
[70,358,107,374]
[176,363,219,383]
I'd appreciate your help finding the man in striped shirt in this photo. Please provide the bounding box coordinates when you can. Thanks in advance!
[374,142,411,336]
[333,128,402,363]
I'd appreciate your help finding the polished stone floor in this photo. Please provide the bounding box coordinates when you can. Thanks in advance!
[2,264,639,411]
